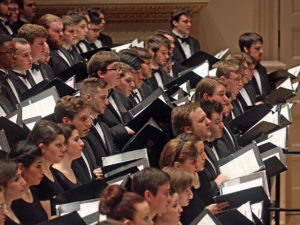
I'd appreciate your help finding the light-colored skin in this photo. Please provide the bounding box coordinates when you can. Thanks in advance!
[53,129,85,184]
[163,34,175,54]
[173,14,192,37]
[0,40,15,71]
[150,45,170,68]
[144,182,171,219]
[208,112,224,142]
[30,37,47,63]
[123,201,153,225]
[39,42,50,64]
[5,168,26,225]
[86,23,101,43]
[132,68,143,89]
[244,40,263,63]
[194,141,207,172]
[115,72,135,97]
[155,193,182,225]
[84,86,109,118]
[48,20,64,49]
[220,72,243,100]
[98,12,105,31]
[177,187,193,207]
[0,190,7,225]
[0,0,10,18]
[75,19,88,42]
[140,58,153,79]
[63,24,77,49]
[8,2,19,24]
[184,107,211,140]
[203,84,228,110]
[19,0,36,23]
[13,42,32,73]
[97,62,121,89]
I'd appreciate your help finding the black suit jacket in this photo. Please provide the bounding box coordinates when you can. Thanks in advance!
[252,63,272,96]
[171,31,200,64]
[98,33,113,48]
[237,84,256,112]
[0,21,13,35]
[84,120,118,166]
[147,68,174,92]
[11,19,26,34]
[29,62,55,83]
[128,82,152,109]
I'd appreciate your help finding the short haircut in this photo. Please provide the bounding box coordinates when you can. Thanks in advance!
[9,140,43,168]
[68,13,88,25]
[80,77,108,97]
[171,102,199,136]
[159,137,198,168]
[27,120,63,146]
[130,47,152,60]
[0,159,18,186]
[88,9,102,25]
[54,95,89,122]
[12,37,28,45]
[56,123,76,144]
[194,77,226,103]
[118,52,143,70]
[225,53,246,63]
[18,24,48,44]
[242,52,255,65]
[87,50,119,77]
[214,60,243,78]
[239,32,263,52]
[162,167,194,193]
[37,14,61,30]
[200,100,223,120]
[61,15,76,30]
[0,34,12,47]
[119,62,135,77]
[146,34,170,52]
[11,0,22,8]
[155,29,172,36]
[170,8,192,28]
[131,167,170,196]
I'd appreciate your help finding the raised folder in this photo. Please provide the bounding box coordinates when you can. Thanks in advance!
[36,211,86,225]
[189,209,222,225]
[261,147,287,177]
[56,62,87,83]
[182,50,219,68]
[255,127,288,152]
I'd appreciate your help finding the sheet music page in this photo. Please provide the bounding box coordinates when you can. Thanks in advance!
[222,178,263,195]
[102,149,148,166]
[251,202,264,221]
[196,214,217,225]
[130,38,138,46]
[293,82,299,91]
[112,43,132,53]
[220,149,260,179]
[189,89,195,101]
[25,122,36,130]
[287,65,300,77]
[158,95,167,104]
[280,104,291,121]
[263,152,280,161]
[237,201,254,222]
[277,78,292,90]
[208,68,217,77]
[65,76,75,88]
[112,180,123,185]
[192,61,209,77]
[22,95,56,120]
[8,114,18,124]
[136,41,144,48]
[179,83,188,93]
[214,48,229,59]
[257,127,287,149]
[78,200,99,218]
[172,93,179,101]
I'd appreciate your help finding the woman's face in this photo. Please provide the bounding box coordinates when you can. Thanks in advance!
[21,157,44,186]
[195,141,207,172]
[130,201,152,225]
[75,20,88,41]
[178,187,193,207]
[66,129,84,160]
[179,158,198,175]
[5,168,26,201]
[41,134,66,164]
[162,193,183,224]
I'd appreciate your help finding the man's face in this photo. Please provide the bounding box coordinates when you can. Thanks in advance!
[246,63,255,81]
[164,34,175,54]
[207,84,228,109]
[63,24,77,46]
[99,12,106,31]
[223,97,233,118]
[30,37,46,63]
[221,72,243,99]
[116,72,135,97]
[186,107,211,140]
[153,45,169,67]
[133,68,143,89]
[0,0,10,17]
[244,40,263,63]
[70,107,92,137]
[99,61,121,89]
[0,40,15,70]
[147,182,171,215]
[48,20,64,49]
[173,14,192,36]
[89,87,109,115]
[9,2,19,23]
[21,0,36,20]
[209,112,224,140]
[75,19,88,41]
[86,23,101,43]
[141,58,152,79]
[13,42,32,72]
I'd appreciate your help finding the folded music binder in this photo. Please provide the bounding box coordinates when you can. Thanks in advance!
[182,50,219,68]
[261,147,287,177]
[57,62,88,83]
[36,211,86,225]
[189,209,222,225]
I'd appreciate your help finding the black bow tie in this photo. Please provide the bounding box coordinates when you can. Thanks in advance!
[152,68,160,74]
[16,72,27,79]
[176,36,189,43]
[206,141,214,148]
[31,63,41,71]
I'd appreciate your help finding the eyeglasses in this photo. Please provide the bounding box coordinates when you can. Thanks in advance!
[106,67,121,72]
[229,76,243,82]
[0,48,17,57]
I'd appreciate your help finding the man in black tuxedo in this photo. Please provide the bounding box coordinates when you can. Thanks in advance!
[0,0,13,35]
[18,23,55,83]
[97,9,113,48]
[80,77,118,166]
[239,32,271,96]
[171,8,200,64]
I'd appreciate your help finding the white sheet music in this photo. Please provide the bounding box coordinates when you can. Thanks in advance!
[22,95,56,120]
[280,104,291,121]
[237,201,254,222]
[278,78,293,91]
[293,82,299,91]
[112,42,132,53]
[179,83,188,93]
[9,114,18,124]
[262,152,280,161]
[192,61,209,77]
[222,178,263,195]
[196,214,217,225]
[220,149,260,179]
[257,127,287,149]
[209,68,217,77]
[78,200,99,218]
[287,65,300,77]
[214,48,229,59]
[251,201,264,222]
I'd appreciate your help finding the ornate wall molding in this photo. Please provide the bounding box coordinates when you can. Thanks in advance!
[36,0,209,23]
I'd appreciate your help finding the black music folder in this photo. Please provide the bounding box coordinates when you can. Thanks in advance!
[182,50,219,68]
[230,104,271,133]
[127,88,174,131]
[189,209,222,225]
[268,69,296,88]
[21,78,76,101]
[121,118,163,152]
[261,147,287,177]
[55,178,107,204]
[81,47,111,60]
[237,111,279,146]
[218,143,265,179]
[57,62,88,83]
[36,211,86,225]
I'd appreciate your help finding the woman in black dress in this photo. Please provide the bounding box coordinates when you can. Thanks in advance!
[9,141,49,225]
[52,124,84,191]
[27,120,66,200]
[0,157,26,225]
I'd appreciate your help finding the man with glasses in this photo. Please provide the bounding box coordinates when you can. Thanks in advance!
[11,0,36,34]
